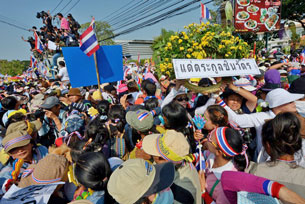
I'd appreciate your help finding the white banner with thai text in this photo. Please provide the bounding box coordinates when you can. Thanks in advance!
[173,59,260,79]
[1,182,64,204]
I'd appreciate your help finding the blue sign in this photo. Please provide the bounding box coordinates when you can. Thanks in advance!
[62,45,123,88]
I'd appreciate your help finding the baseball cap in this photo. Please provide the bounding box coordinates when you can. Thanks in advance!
[142,130,191,163]
[265,88,304,108]
[126,109,154,132]
[107,158,175,204]
[234,78,256,92]
[18,154,69,188]
[40,96,60,109]
[288,77,305,94]
[6,120,42,136]
[65,114,85,133]
[2,131,32,153]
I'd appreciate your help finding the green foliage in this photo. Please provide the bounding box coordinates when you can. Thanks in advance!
[0,60,29,76]
[151,29,176,65]
[281,0,305,30]
[80,21,115,45]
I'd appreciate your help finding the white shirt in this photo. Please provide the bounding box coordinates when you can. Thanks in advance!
[224,106,276,160]
[58,67,70,81]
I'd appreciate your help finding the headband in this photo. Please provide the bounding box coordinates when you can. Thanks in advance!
[4,134,32,151]
[65,131,85,146]
[156,132,193,164]
[214,127,249,167]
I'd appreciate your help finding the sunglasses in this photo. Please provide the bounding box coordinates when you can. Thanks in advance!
[176,97,188,102]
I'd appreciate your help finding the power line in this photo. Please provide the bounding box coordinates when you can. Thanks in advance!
[107,0,150,24]
[0,14,29,29]
[109,0,159,26]
[64,0,81,15]
[101,0,134,21]
[111,0,168,28]
[112,0,199,33]
[0,18,29,32]
[58,0,73,14]
[101,0,213,41]
[112,0,182,31]
[51,0,64,14]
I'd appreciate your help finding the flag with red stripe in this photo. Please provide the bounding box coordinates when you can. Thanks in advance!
[80,18,100,57]
[34,31,44,53]
[201,3,212,20]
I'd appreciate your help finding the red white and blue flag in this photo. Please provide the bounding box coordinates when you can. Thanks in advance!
[300,49,305,64]
[200,3,212,20]
[34,31,44,53]
[80,18,100,57]
[30,55,37,68]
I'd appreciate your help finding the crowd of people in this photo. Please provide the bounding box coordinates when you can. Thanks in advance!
[0,53,304,204]
[21,11,80,66]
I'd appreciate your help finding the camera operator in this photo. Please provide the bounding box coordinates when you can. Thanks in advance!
[36,10,53,32]
[67,13,80,35]
[37,96,67,147]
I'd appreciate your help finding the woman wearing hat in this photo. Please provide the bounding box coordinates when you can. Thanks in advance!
[0,120,48,192]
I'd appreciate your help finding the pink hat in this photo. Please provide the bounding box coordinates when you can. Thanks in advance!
[118,84,128,93]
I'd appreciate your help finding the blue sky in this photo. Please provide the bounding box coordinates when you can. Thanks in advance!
[0,0,215,60]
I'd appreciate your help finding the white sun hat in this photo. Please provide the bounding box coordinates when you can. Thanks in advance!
[265,88,304,108]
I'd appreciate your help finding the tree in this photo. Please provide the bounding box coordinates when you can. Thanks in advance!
[80,21,115,45]
[151,28,175,64]
[0,60,29,76]
[281,0,305,30]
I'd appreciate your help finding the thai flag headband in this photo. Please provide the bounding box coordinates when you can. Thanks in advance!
[215,127,238,157]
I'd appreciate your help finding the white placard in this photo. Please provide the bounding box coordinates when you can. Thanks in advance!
[173,59,260,79]
[48,40,57,50]
[1,182,64,204]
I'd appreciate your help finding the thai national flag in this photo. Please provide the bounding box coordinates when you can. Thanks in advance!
[300,49,305,64]
[200,2,212,20]
[123,66,130,80]
[30,55,37,68]
[80,18,100,57]
[34,32,44,53]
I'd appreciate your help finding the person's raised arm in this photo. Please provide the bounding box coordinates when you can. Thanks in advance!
[228,84,257,112]
[268,62,291,70]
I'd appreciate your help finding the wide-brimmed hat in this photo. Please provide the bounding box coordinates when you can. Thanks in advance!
[107,158,175,204]
[233,78,256,92]
[126,109,154,132]
[2,131,32,153]
[265,88,304,108]
[68,88,82,96]
[142,129,191,163]
[6,120,42,136]
[40,96,60,109]
[18,154,69,188]
[28,94,44,112]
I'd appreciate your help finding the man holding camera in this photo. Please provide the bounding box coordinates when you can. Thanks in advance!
[37,96,67,147]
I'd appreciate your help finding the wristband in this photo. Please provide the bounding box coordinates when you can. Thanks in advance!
[262,180,284,199]
[217,99,227,108]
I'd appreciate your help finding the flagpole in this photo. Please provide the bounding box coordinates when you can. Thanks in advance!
[93,52,102,99]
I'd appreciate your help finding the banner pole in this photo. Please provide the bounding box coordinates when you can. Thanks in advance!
[93,52,102,99]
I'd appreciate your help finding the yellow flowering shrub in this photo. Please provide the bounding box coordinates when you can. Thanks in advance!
[154,23,251,79]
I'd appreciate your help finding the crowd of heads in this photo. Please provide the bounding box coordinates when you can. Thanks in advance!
[0,52,304,203]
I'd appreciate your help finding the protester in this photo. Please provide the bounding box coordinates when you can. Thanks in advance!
[57,61,70,82]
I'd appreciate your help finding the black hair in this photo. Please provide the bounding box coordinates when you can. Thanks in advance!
[1,96,18,110]
[58,61,65,67]
[194,95,209,109]
[165,83,176,96]
[108,105,126,134]
[70,140,88,163]
[206,105,229,127]
[143,82,156,96]
[141,79,150,91]
[96,100,110,122]
[6,113,26,128]
[144,98,159,111]
[220,128,247,171]
[74,152,113,203]
[85,119,110,147]
[104,85,115,93]
[162,101,196,152]
[57,13,63,17]
[262,112,302,164]
[127,81,139,92]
